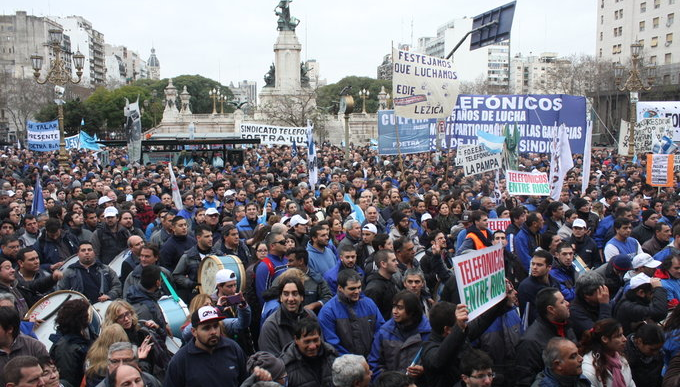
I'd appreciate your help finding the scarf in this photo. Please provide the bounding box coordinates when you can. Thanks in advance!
[550,320,568,338]
[606,352,626,387]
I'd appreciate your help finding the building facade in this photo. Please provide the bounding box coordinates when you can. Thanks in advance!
[509,52,572,94]
[54,16,105,87]
[105,44,147,85]
[597,0,679,84]
[147,48,160,80]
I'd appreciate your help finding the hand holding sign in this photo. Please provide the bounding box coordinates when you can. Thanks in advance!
[455,304,469,330]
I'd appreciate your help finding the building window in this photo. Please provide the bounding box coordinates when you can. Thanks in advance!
[650,55,657,64]
[664,74,671,83]
[613,45,618,54]
[614,27,619,36]
[654,17,660,28]
[667,33,674,44]
[641,2,647,12]
[640,21,646,31]
[600,31,604,40]
[601,0,604,7]
[655,0,661,7]
[652,36,659,46]
[639,39,645,46]
[666,53,672,63]
[599,48,603,57]
[618,26,623,35]
[601,15,604,24]
[669,13,675,26]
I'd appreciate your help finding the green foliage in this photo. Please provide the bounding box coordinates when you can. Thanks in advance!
[34,98,104,136]
[83,85,151,131]
[167,75,235,114]
[317,76,391,114]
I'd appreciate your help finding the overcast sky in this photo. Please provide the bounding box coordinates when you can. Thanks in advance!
[3,0,596,86]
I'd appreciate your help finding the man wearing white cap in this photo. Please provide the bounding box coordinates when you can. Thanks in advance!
[97,195,115,208]
[567,218,599,269]
[91,206,132,265]
[627,252,662,280]
[166,305,248,387]
[355,223,377,269]
[288,214,310,247]
[614,273,667,335]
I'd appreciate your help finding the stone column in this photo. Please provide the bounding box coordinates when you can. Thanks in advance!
[274,30,301,92]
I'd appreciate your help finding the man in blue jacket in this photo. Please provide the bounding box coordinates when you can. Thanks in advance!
[319,269,384,357]
[550,242,578,302]
[164,305,247,387]
[514,212,543,270]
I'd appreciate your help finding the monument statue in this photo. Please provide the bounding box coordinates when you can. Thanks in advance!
[275,0,300,31]
[264,63,276,87]
[503,123,521,170]
[300,62,310,87]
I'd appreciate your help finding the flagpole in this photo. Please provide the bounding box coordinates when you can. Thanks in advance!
[395,112,405,176]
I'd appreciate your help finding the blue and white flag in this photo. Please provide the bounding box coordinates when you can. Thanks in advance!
[79,131,101,151]
[258,197,270,225]
[307,122,318,189]
[344,193,365,223]
[291,140,298,158]
[548,124,574,201]
[168,163,184,211]
[477,130,505,154]
[80,118,85,126]
[32,175,45,216]
[27,120,59,152]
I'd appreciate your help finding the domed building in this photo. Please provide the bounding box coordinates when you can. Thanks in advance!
[147,47,160,80]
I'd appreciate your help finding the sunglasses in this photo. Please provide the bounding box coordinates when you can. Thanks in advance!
[275,240,287,245]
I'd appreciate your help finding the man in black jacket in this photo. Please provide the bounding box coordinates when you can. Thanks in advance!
[280,318,337,387]
[364,250,400,321]
[614,273,667,335]
[421,297,510,387]
[517,250,559,327]
[568,218,600,268]
[568,270,611,339]
[515,287,577,387]
[632,209,659,245]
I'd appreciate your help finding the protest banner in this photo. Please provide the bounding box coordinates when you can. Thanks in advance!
[377,110,435,155]
[646,154,675,187]
[675,155,680,173]
[548,125,574,201]
[445,94,587,153]
[637,101,680,141]
[488,218,511,231]
[454,244,506,320]
[392,48,459,120]
[618,120,630,155]
[506,170,550,196]
[239,123,307,146]
[634,118,673,153]
[124,98,142,164]
[27,120,59,152]
[454,144,502,176]
[64,135,80,150]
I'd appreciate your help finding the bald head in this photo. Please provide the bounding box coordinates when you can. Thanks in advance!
[128,235,144,256]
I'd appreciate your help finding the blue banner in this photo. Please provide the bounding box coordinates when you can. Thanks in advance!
[377,110,436,155]
[26,120,59,152]
[444,94,587,153]
[64,134,80,149]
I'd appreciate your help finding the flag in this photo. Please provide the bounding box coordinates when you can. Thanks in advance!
[477,130,505,154]
[581,121,592,195]
[258,197,270,225]
[291,140,298,158]
[344,193,365,223]
[79,131,101,151]
[124,97,142,164]
[31,175,45,216]
[168,163,184,211]
[80,118,85,126]
[307,122,318,189]
[549,124,574,201]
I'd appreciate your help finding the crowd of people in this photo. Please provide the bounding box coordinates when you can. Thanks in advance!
[0,142,680,387]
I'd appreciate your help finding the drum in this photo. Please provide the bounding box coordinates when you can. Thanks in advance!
[197,255,246,295]
[415,250,426,262]
[25,290,88,351]
[60,254,79,271]
[109,250,129,278]
[158,296,189,338]
[165,336,182,355]
[91,300,112,334]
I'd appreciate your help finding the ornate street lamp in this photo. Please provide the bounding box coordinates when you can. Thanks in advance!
[30,28,85,168]
[208,88,220,114]
[359,88,370,114]
[613,42,656,157]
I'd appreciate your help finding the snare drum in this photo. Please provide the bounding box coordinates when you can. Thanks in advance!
[198,255,246,294]
[158,296,189,338]
[25,290,88,351]
[415,250,426,262]
[91,300,112,334]
[109,250,129,278]
[60,254,79,271]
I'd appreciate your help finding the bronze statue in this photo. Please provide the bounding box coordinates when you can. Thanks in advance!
[275,0,300,31]
[503,123,521,170]
[300,62,310,87]
[264,63,275,87]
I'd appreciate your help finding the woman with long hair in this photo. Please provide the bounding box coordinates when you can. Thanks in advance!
[424,193,439,217]
[580,318,635,387]
[84,324,131,387]
[329,217,345,247]
[102,300,167,378]
[625,322,664,387]
[434,202,456,235]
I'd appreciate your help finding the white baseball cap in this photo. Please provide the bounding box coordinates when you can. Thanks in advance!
[215,269,237,285]
[421,213,433,222]
[103,207,119,218]
[205,208,220,216]
[98,196,112,206]
[630,273,652,290]
[632,253,662,269]
[290,214,309,227]
[572,219,587,229]
[191,306,225,326]
[362,223,378,234]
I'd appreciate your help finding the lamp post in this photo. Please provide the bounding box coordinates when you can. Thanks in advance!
[30,28,85,168]
[209,88,220,114]
[359,88,370,113]
[219,94,225,114]
[613,42,656,157]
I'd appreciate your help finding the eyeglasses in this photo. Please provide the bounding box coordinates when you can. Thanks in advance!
[116,311,133,322]
[275,240,287,245]
[468,373,496,380]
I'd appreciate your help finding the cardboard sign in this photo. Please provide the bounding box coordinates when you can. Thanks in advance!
[637,101,680,141]
[647,154,675,187]
[454,244,506,320]
[506,170,550,196]
[455,144,503,176]
[635,118,673,153]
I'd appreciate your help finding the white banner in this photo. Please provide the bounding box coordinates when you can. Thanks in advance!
[637,101,680,141]
[239,123,307,146]
[618,119,629,155]
[392,48,459,119]
[454,244,506,321]
[454,144,502,176]
[581,121,592,195]
[548,125,574,201]
[635,118,673,153]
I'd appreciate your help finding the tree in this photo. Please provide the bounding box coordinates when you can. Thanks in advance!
[34,98,104,136]
[0,74,53,143]
[458,74,508,95]
[317,76,391,113]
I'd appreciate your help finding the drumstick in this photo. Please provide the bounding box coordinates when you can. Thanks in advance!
[41,294,72,321]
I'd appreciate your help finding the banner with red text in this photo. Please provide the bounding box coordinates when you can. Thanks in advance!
[454,244,506,320]
[488,218,511,231]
